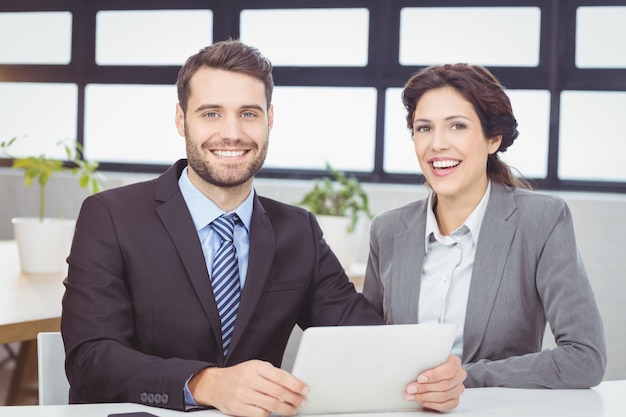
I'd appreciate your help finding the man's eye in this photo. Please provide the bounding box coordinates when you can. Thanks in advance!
[242,111,256,118]
[203,112,218,118]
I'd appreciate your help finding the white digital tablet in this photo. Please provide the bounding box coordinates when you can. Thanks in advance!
[291,323,457,415]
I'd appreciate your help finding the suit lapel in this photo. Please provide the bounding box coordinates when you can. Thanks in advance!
[227,195,275,357]
[463,183,518,361]
[153,160,223,351]
[389,202,427,324]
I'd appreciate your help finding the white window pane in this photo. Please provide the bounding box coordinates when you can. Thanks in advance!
[399,7,540,67]
[0,83,77,158]
[500,90,550,179]
[0,12,72,64]
[84,84,185,164]
[576,7,626,68]
[240,9,369,66]
[96,10,213,66]
[384,88,549,179]
[266,87,376,171]
[559,91,626,182]
[384,88,421,174]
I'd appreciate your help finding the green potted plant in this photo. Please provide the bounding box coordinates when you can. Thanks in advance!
[297,163,374,272]
[297,162,373,233]
[1,136,103,274]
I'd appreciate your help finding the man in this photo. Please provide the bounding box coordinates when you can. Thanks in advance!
[61,39,466,416]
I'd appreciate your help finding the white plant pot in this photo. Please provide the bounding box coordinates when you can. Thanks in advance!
[316,215,362,274]
[12,217,76,275]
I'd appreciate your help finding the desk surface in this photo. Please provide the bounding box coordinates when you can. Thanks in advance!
[0,240,65,344]
[0,380,623,416]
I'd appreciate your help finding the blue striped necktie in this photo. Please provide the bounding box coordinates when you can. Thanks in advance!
[210,214,241,356]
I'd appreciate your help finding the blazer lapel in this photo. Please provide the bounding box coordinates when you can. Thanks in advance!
[227,194,276,357]
[463,183,518,361]
[389,202,428,324]
[154,160,223,350]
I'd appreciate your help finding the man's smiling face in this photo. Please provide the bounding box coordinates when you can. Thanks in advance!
[176,67,273,189]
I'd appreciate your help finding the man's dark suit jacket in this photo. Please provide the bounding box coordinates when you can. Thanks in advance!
[61,159,383,410]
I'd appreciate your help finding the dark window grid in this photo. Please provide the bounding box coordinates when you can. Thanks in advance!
[0,0,625,193]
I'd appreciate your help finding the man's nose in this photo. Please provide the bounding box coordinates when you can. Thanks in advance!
[219,115,243,140]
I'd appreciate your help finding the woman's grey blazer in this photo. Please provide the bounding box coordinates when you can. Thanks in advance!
[363,182,607,388]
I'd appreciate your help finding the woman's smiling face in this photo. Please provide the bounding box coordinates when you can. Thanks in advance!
[412,86,502,203]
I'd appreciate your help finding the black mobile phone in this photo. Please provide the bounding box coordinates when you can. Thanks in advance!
[107,413,159,417]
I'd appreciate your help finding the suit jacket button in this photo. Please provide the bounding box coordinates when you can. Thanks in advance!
[154,393,162,404]
[162,393,169,404]
[140,392,148,403]
[147,393,155,403]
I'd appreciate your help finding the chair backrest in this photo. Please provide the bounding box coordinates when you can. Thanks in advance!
[37,331,70,405]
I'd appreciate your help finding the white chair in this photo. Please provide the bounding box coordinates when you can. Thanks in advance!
[37,331,70,405]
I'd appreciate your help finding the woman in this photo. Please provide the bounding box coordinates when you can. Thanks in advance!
[363,63,606,388]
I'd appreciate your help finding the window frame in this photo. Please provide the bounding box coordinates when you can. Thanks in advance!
[1,0,625,193]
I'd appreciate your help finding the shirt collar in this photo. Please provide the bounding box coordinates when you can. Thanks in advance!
[178,166,253,233]
[424,181,491,251]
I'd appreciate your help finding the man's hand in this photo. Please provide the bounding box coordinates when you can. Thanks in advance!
[188,359,309,417]
[404,354,466,412]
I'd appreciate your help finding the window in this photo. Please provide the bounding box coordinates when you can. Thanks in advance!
[500,90,550,179]
[0,83,77,158]
[84,84,183,164]
[384,88,417,174]
[576,6,626,68]
[240,9,369,66]
[0,12,72,64]
[96,10,213,66]
[559,91,626,182]
[267,87,377,171]
[399,7,541,67]
[1,0,625,193]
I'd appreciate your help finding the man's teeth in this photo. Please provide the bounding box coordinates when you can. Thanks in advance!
[213,150,245,157]
[432,160,460,169]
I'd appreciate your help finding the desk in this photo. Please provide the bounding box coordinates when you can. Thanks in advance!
[0,240,65,404]
[0,380,622,416]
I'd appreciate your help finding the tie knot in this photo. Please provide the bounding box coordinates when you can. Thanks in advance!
[210,214,239,242]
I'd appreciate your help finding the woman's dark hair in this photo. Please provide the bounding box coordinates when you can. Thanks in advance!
[402,63,532,189]
[176,39,274,114]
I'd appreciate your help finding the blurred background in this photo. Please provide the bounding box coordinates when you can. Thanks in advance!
[0,0,625,399]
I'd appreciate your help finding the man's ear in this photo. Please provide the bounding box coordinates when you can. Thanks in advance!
[267,104,274,131]
[175,103,185,137]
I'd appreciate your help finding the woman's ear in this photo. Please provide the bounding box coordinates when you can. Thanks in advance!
[488,135,503,154]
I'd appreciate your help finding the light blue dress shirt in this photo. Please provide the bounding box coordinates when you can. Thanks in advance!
[178,166,253,407]
[178,166,252,286]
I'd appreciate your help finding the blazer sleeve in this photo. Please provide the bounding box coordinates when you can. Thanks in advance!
[464,198,607,388]
[61,193,212,411]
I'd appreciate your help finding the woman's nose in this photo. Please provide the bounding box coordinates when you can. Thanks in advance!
[431,129,449,151]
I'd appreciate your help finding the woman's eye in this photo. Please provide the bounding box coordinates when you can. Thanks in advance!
[450,123,465,130]
[414,125,430,133]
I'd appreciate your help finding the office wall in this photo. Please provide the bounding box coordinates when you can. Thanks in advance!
[1,169,624,380]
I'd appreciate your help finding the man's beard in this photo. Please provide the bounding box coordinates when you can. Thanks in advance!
[186,135,268,188]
